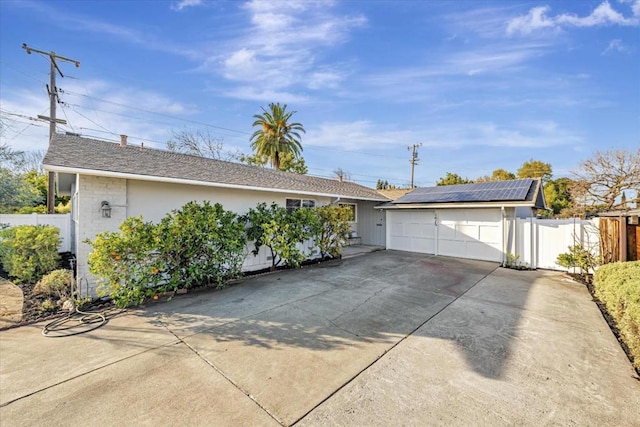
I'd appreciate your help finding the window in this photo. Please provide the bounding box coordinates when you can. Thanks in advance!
[286,198,315,213]
[339,203,357,222]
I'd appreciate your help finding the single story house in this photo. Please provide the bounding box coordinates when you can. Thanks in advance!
[42,134,389,295]
[377,179,547,263]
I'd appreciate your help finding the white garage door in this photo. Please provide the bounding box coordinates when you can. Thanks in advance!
[388,210,436,254]
[387,208,503,262]
[438,209,502,262]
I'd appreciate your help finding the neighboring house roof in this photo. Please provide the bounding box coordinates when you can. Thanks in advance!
[43,134,388,201]
[378,179,546,209]
[377,188,414,201]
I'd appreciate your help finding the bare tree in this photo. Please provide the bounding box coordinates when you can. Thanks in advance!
[166,129,240,161]
[571,148,640,213]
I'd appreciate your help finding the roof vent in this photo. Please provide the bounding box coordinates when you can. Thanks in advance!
[120,134,128,146]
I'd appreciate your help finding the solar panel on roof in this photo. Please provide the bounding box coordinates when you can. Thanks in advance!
[394,179,535,204]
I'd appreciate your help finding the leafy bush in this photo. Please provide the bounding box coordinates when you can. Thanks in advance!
[41,299,56,312]
[33,269,73,298]
[556,244,600,282]
[0,225,60,283]
[314,205,351,259]
[157,201,246,290]
[87,216,159,307]
[244,203,319,270]
[593,261,640,371]
[88,203,246,307]
[262,207,319,268]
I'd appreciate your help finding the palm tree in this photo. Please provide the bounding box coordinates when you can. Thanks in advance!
[250,103,305,170]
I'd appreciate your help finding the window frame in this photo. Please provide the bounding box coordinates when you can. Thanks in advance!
[286,198,316,213]
[339,203,357,223]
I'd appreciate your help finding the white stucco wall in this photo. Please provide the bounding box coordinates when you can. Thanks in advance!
[75,175,127,297]
[126,180,333,221]
[75,177,339,296]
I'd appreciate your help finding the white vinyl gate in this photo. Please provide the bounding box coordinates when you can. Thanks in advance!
[387,209,598,271]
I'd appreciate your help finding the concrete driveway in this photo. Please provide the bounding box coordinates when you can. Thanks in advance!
[1,251,638,426]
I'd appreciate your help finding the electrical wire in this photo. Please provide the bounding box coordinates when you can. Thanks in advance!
[61,89,250,135]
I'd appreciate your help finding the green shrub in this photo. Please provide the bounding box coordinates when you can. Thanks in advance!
[88,203,246,307]
[33,269,73,298]
[87,216,159,307]
[0,225,60,283]
[314,205,351,259]
[244,203,319,270]
[556,244,600,282]
[157,201,246,290]
[41,299,56,312]
[594,261,640,371]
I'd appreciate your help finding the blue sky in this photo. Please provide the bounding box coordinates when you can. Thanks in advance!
[1,0,638,188]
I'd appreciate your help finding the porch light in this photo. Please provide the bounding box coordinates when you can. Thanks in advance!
[100,201,112,218]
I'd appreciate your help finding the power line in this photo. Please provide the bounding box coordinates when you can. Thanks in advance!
[60,91,409,161]
[60,89,251,136]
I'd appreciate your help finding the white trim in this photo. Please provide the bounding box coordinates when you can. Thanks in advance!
[376,201,536,209]
[45,165,386,202]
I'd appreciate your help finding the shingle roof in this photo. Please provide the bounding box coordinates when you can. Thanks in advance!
[391,179,545,208]
[377,188,414,201]
[43,134,388,201]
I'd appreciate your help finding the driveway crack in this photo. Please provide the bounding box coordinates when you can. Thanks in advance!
[160,324,285,426]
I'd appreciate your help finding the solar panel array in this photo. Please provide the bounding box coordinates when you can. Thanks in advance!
[394,179,535,204]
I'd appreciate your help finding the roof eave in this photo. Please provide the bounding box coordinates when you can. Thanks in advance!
[376,201,538,209]
[43,164,388,202]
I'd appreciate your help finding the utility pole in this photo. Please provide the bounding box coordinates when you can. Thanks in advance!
[408,143,422,188]
[22,43,79,213]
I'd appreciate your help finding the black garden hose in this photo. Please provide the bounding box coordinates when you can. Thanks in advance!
[42,305,124,337]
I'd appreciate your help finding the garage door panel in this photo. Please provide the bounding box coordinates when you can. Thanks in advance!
[457,224,479,239]
[388,210,436,254]
[478,225,500,245]
[412,237,435,254]
[439,209,502,262]
[438,239,465,257]
[467,241,501,262]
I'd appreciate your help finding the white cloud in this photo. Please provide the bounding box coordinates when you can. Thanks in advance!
[171,0,204,11]
[603,39,629,54]
[209,0,366,99]
[507,1,639,35]
[222,87,309,104]
[618,0,640,16]
[420,121,582,149]
[302,119,581,157]
[305,121,415,150]
[506,6,556,35]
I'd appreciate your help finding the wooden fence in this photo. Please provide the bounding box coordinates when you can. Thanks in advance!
[600,217,640,263]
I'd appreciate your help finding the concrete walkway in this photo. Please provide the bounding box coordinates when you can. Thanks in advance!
[1,251,638,426]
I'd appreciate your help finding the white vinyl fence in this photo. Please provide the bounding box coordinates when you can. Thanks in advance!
[0,213,72,253]
[507,217,599,271]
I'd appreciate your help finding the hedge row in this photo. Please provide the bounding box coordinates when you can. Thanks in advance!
[593,261,640,371]
[88,201,352,307]
[0,225,60,284]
